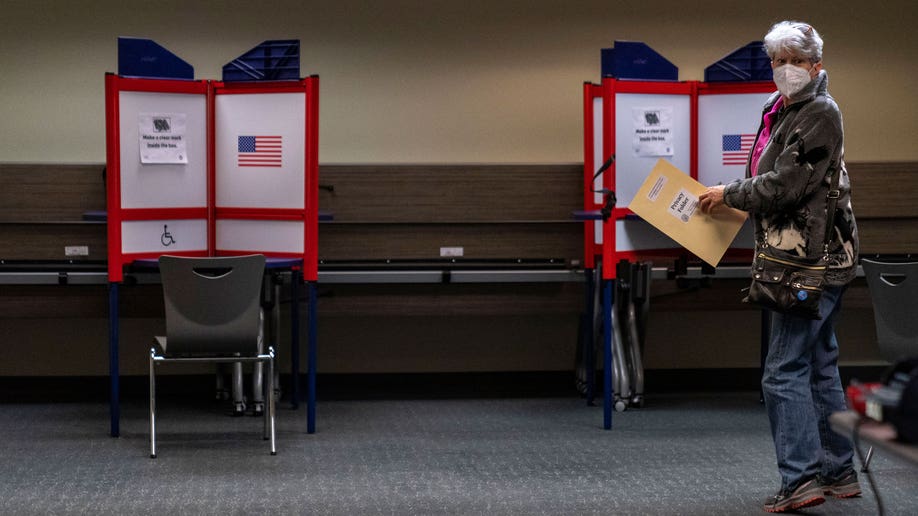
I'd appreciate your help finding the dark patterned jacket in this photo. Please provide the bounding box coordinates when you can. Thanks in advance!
[723,70,858,286]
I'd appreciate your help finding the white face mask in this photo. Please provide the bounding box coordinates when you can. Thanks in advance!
[773,64,812,98]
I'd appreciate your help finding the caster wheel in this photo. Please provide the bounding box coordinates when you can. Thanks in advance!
[614,399,628,412]
[252,403,264,417]
[232,402,246,417]
[631,395,645,408]
[575,379,588,397]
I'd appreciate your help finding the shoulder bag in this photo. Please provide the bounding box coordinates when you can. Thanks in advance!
[743,169,841,320]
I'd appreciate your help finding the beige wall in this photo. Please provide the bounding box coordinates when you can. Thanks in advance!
[1,0,916,164]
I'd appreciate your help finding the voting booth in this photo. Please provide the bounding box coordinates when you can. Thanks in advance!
[104,39,319,436]
[583,81,772,278]
[581,41,774,428]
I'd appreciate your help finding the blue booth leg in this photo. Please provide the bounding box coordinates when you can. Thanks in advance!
[584,268,596,406]
[290,271,300,410]
[307,282,317,434]
[603,279,615,430]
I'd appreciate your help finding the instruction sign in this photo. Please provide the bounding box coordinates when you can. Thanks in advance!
[632,106,673,157]
[139,113,188,164]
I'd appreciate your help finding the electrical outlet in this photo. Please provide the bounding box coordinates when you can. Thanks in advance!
[440,246,464,257]
[64,245,89,257]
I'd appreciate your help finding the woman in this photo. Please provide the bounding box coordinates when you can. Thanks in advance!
[698,21,860,513]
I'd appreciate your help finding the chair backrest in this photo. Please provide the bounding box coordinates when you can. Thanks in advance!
[862,259,918,363]
[158,254,265,356]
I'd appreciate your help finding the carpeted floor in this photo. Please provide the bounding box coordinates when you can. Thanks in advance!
[0,391,915,515]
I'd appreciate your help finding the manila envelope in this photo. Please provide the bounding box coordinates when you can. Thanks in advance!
[628,159,747,267]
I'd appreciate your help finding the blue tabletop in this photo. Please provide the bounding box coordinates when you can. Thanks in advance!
[84,211,335,222]
[572,210,603,221]
[133,257,302,270]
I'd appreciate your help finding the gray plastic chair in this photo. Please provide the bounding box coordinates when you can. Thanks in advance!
[862,259,918,363]
[859,258,918,469]
[150,254,275,458]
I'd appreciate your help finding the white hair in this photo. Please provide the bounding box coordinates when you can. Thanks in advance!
[763,21,823,63]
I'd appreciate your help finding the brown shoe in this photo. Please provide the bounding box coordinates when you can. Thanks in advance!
[763,478,826,513]
[822,471,862,498]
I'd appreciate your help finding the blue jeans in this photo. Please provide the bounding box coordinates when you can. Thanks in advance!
[761,284,854,490]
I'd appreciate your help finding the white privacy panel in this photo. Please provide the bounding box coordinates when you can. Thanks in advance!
[595,217,686,251]
[614,93,692,207]
[118,91,208,209]
[593,96,605,205]
[216,219,304,254]
[615,217,681,252]
[697,92,772,187]
[121,219,208,254]
[215,92,306,209]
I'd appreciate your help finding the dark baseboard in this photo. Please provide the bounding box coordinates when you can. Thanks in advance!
[0,365,889,403]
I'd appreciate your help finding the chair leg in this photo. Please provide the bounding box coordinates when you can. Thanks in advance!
[149,349,157,459]
[232,362,245,416]
[252,361,264,416]
[215,364,229,401]
[267,354,276,455]
[252,309,266,417]
[263,358,269,440]
[861,445,874,472]
[272,293,283,400]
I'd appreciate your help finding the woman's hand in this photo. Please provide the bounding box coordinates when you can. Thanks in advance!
[698,185,726,214]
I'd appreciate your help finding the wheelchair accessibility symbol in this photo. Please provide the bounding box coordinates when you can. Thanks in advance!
[161,224,176,246]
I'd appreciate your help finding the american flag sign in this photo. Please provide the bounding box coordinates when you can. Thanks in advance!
[238,135,282,167]
[722,134,755,166]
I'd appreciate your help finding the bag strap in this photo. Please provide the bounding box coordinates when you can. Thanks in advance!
[822,164,842,256]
